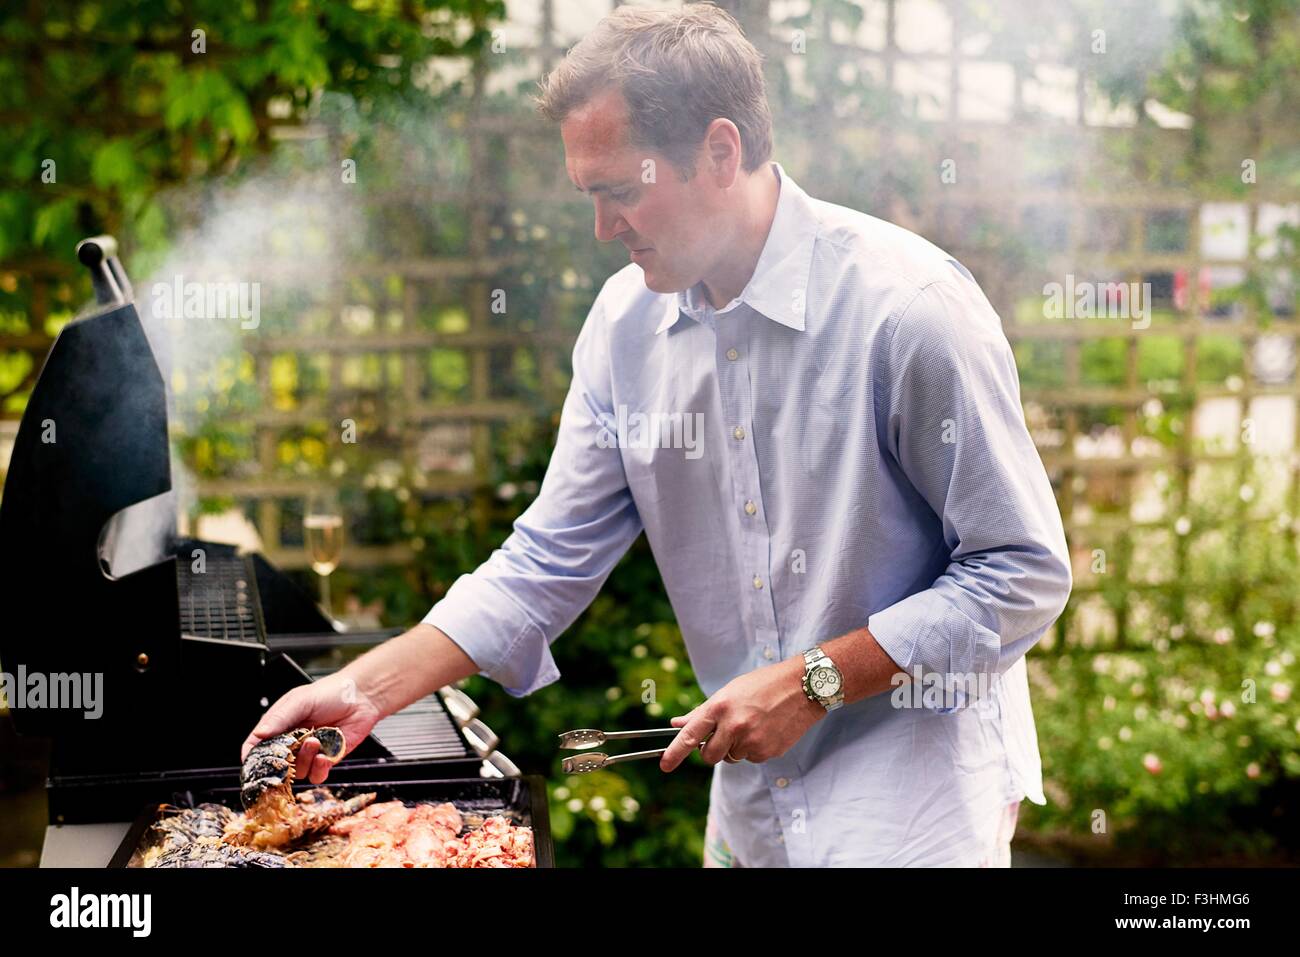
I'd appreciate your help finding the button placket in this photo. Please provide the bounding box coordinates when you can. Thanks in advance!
[716,312,778,638]
[721,315,805,864]
[764,757,811,867]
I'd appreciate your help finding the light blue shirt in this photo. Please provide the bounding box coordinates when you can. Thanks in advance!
[424,161,1072,866]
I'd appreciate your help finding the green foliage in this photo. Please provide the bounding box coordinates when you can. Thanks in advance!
[1032,455,1300,861]
[0,0,504,296]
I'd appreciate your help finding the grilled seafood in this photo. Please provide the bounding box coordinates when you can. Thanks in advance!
[222,785,376,851]
[322,800,463,867]
[139,793,536,867]
[222,727,375,850]
[283,833,351,868]
[136,803,237,866]
[238,727,346,809]
[443,815,535,868]
[152,838,292,868]
[134,724,538,867]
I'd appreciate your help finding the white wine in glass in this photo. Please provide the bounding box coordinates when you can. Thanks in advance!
[305,492,344,619]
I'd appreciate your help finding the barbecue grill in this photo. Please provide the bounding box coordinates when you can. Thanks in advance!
[0,236,549,865]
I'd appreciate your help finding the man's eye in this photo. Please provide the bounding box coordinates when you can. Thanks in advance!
[612,190,634,204]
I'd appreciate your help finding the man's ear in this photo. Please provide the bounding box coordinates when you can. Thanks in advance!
[703,118,742,186]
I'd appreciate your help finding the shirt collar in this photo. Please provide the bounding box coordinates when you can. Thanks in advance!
[655,161,820,335]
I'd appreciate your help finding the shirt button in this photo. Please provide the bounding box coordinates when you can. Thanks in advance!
[752,576,763,590]
[776,777,789,788]
[763,647,774,660]
[732,426,746,440]
[777,833,785,844]
[744,500,757,516]
[726,348,739,361]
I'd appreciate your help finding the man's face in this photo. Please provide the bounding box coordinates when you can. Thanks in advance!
[562,88,719,294]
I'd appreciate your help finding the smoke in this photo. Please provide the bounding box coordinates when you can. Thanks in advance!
[137,169,366,411]
[96,157,367,567]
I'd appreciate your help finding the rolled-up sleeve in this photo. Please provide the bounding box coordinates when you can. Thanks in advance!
[867,273,1072,704]
[422,292,643,697]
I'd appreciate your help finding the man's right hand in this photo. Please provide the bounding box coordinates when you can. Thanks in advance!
[240,672,385,786]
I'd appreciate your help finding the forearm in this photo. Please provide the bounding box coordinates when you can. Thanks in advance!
[339,623,481,718]
[820,625,907,706]
[662,625,911,770]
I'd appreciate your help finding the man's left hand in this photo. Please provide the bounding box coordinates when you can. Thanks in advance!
[659,655,826,771]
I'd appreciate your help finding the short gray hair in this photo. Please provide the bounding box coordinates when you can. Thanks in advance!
[534,2,774,179]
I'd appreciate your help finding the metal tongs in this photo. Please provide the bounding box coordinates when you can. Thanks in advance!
[558,727,690,773]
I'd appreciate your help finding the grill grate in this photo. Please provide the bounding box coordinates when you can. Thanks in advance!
[177,553,264,642]
[371,694,475,760]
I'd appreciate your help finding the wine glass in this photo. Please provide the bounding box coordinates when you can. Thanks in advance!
[304,490,344,622]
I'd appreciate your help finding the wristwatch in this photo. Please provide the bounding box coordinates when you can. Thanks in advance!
[801,646,845,712]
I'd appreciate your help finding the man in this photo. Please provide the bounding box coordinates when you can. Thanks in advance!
[243,2,1072,867]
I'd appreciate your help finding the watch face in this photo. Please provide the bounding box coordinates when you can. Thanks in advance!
[812,666,841,697]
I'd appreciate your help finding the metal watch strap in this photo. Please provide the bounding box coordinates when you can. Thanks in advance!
[803,647,844,712]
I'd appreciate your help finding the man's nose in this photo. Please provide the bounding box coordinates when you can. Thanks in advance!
[592,197,629,244]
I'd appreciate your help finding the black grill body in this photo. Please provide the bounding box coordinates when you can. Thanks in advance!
[0,237,498,828]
